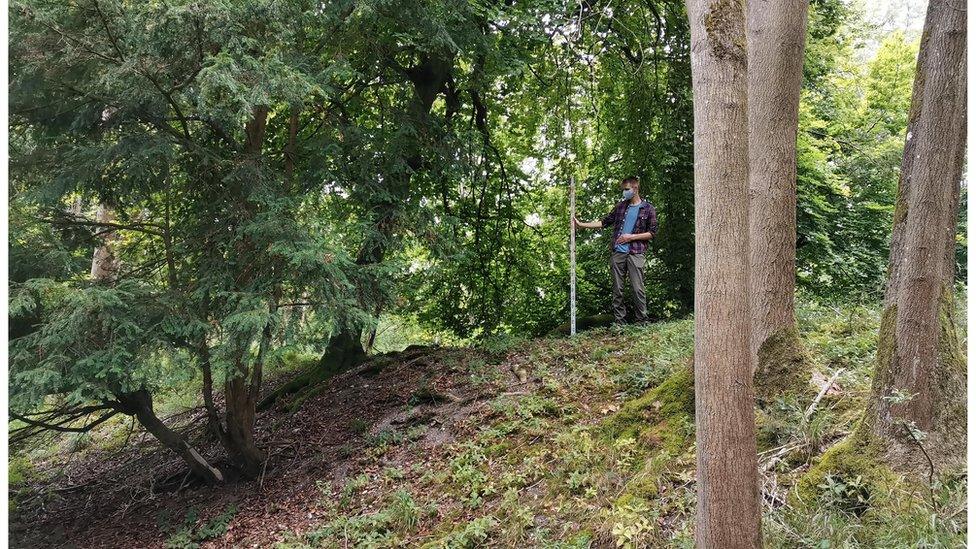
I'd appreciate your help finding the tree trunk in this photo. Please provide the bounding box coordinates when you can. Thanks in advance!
[223,370,266,478]
[220,301,273,478]
[91,205,223,484]
[223,295,275,477]
[867,0,966,474]
[90,204,119,281]
[211,105,274,478]
[115,389,224,485]
[302,54,454,397]
[883,2,935,308]
[686,0,761,547]
[746,0,809,383]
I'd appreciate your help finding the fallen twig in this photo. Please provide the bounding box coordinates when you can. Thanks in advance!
[804,368,845,422]
[760,441,806,472]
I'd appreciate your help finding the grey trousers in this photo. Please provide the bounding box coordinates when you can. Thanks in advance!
[611,252,647,323]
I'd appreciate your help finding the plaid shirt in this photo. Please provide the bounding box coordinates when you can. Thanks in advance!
[601,199,658,255]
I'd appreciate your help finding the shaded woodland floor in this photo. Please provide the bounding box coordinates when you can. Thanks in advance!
[10,345,498,548]
[9,300,968,548]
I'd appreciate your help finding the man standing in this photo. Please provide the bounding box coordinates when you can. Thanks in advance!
[575,176,658,324]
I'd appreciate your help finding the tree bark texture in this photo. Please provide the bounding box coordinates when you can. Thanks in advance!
[884,1,936,308]
[746,0,809,368]
[686,0,762,546]
[869,0,966,474]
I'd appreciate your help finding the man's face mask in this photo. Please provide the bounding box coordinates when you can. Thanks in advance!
[622,189,635,200]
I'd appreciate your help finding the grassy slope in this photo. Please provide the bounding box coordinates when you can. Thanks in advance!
[271,299,966,548]
[8,299,966,548]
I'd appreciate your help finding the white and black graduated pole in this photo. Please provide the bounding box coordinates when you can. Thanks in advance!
[569,176,577,336]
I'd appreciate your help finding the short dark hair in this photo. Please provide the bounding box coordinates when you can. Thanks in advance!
[621,176,640,187]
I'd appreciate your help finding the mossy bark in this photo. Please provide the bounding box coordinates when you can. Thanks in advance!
[864,288,966,475]
[864,0,967,478]
[311,53,455,391]
[753,325,815,406]
[791,430,897,511]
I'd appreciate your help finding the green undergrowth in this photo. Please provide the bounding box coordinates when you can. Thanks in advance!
[9,299,965,547]
[161,504,239,549]
[275,299,966,548]
[767,430,966,547]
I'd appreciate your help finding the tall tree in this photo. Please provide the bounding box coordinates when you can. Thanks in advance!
[313,48,456,373]
[866,0,967,474]
[10,202,223,484]
[7,0,359,479]
[747,0,810,383]
[256,1,557,403]
[685,0,761,546]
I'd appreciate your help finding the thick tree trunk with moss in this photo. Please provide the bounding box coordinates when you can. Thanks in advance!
[686,0,761,546]
[746,0,810,385]
[867,0,966,475]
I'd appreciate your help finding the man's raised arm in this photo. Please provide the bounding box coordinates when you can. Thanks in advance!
[574,217,603,229]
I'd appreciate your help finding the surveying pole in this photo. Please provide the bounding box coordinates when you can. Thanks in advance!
[569,176,577,336]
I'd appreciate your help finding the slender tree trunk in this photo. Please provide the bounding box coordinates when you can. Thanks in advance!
[115,389,223,485]
[91,205,222,484]
[214,105,273,478]
[867,0,966,474]
[686,0,761,546]
[199,340,230,446]
[284,106,300,186]
[746,0,809,384]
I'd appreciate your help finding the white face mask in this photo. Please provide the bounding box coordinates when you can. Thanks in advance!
[622,189,635,200]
